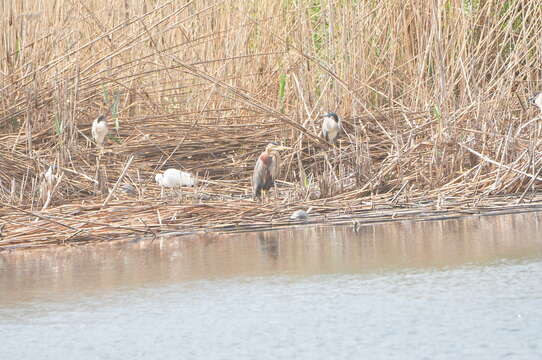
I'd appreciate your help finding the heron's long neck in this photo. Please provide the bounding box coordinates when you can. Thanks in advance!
[270,150,281,172]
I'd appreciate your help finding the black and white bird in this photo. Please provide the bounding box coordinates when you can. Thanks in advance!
[320,112,341,144]
[91,115,108,149]
[528,92,542,113]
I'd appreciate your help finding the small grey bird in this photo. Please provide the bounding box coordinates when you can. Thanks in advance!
[320,112,341,144]
[528,92,542,113]
[289,207,313,221]
[91,115,108,149]
[120,183,137,195]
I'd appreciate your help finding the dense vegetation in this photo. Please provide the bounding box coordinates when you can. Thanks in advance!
[0,0,541,245]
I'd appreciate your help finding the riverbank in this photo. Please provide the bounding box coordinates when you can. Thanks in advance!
[2,1,542,250]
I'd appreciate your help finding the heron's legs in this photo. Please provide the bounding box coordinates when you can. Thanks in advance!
[96,143,105,157]
[261,189,270,203]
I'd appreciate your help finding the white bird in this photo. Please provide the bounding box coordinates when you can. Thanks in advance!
[43,165,57,186]
[320,112,341,144]
[528,92,542,113]
[155,168,196,188]
[91,115,108,149]
[39,165,59,205]
[290,207,313,221]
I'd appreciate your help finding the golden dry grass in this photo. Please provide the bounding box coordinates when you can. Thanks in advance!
[1,0,542,248]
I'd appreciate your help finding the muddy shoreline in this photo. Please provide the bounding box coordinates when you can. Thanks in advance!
[3,192,542,251]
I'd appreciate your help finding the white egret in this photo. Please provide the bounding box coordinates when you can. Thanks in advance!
[155,168,196,198]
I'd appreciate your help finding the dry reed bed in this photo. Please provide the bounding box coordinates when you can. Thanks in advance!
[1,0,542,248]
[3,191,542,250]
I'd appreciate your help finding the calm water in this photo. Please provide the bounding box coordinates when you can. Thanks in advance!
[1,213,542,359]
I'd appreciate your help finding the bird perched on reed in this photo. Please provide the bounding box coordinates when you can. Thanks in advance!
[91,115,108,149]
[528,92,542,113]
[39,165,59,206]
[320,112,341,144]
[43,165,57,185]
[252,142,291,200]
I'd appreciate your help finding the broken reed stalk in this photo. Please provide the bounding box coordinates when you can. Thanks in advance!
[102,155,134,208]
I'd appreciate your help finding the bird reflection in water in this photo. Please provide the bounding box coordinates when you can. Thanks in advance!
[257,231,280,261]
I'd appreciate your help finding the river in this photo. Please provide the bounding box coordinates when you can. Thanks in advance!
[1,213,542,359]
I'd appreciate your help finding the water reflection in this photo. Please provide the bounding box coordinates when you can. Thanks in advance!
[1,212,542,306]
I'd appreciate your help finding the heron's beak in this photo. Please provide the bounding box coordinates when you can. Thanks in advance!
[273,145,292,151]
